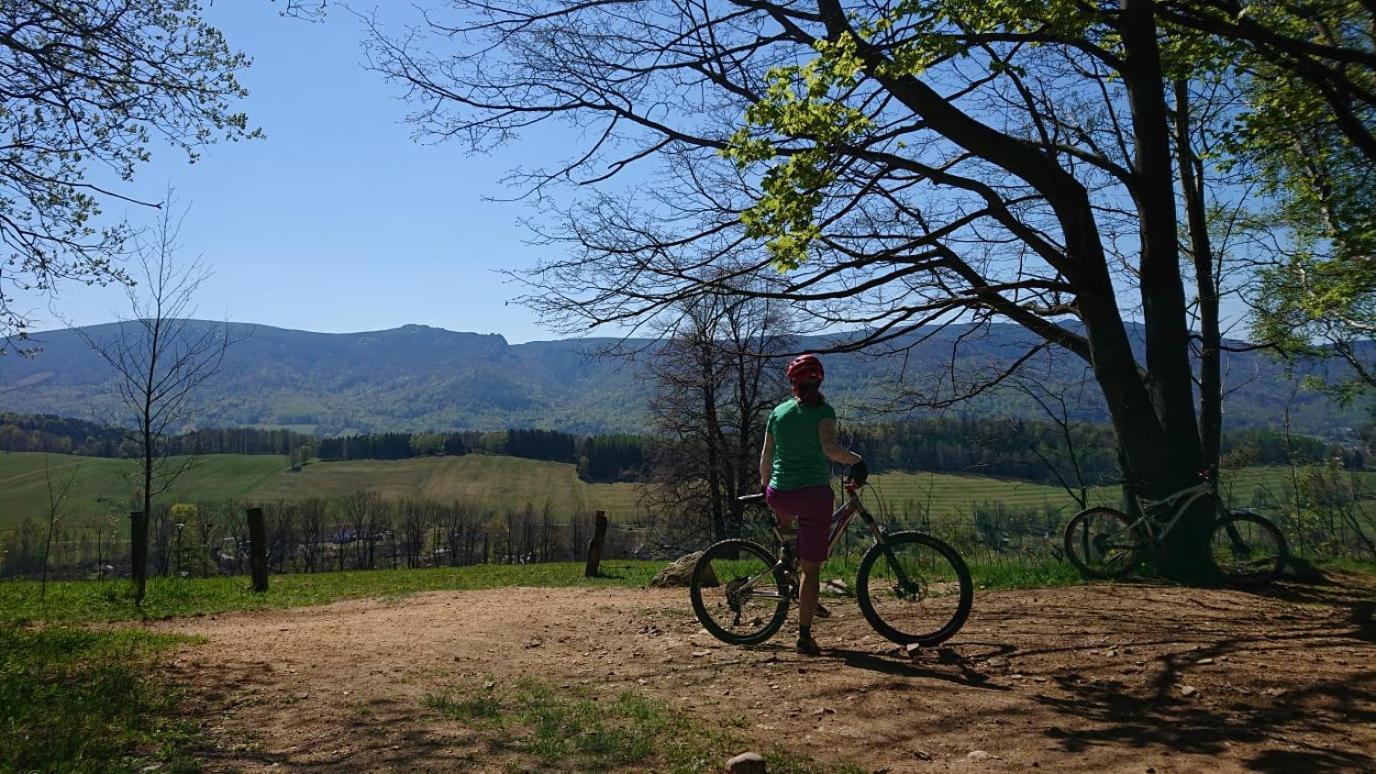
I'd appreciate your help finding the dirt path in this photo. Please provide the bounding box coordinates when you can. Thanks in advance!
[157,576,1376,772]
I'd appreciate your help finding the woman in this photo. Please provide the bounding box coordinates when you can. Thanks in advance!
[759,353,867,655]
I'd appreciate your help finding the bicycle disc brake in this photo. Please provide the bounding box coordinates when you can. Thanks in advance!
[891,575,925,603]
[724,577,751,623]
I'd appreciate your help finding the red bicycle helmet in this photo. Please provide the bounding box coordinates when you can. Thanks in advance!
[786,353,824,384]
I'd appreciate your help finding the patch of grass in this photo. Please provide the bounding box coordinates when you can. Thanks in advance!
[967,556,1085,589]
[424,689,505,726]
[422,677,863,774]
[0,624,202,773]
[0,560,662,626]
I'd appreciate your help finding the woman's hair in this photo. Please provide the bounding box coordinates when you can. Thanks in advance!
[793,380,826,407]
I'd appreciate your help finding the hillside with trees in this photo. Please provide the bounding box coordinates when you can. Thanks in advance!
[0,320,1365,436]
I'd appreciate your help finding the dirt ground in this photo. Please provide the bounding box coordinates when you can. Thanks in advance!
[156,574,1376,773]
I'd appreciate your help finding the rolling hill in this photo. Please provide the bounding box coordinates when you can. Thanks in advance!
[0,452,643,529]
[0,320,1365,435]
[0,450,1345,531]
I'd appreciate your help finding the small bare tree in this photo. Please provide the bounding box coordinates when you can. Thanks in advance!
[78,198,232,604]
[1007,365,1099,511]
[299,497,327,573]
[40,454,81,596]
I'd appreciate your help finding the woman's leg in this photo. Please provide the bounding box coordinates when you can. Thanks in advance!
[797,558,822,628]
[792,485,835,652]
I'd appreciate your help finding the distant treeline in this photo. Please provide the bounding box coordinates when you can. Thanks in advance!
[0,413,125,456]
[2,412,1366,486]
[316,429,646,483]
[0,414,315,458]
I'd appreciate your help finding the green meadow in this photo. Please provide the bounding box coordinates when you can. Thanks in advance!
[1,450,1366,531]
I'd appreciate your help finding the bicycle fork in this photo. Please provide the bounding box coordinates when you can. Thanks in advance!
[861,510,923,600]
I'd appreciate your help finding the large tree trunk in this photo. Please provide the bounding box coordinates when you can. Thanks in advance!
[1117,0,1212,580]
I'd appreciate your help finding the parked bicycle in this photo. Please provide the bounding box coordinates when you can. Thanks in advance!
[1064,475,1288,586]
[689,482,973,647]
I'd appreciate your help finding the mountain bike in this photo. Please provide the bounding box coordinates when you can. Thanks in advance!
[689,483,973,647]
[1064,476,1288,586]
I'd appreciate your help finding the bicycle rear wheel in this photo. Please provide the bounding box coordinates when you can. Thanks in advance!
[1064,507,1141,579]
[689,539,790,646]
[856,532,973,646]
[1209,511,1288,587]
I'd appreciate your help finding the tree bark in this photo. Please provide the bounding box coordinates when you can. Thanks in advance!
[1120,0,1212,580]
[1173,80,1223,480]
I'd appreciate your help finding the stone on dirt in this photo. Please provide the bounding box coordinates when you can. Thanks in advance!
[823,578,852,596]
[726,751,766,773]
[649,552,716,588]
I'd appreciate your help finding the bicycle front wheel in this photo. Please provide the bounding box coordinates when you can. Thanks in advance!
[689,539,790,646]
[856,532,973,646]
[1064,507,1141,579]
[1209,511,1288,587]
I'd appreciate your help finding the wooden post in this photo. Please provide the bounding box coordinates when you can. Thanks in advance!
[585,510,608,578]
[130,510,148,600]
[247,507,269,593]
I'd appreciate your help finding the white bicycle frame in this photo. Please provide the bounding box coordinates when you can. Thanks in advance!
[1128,481,1215,542]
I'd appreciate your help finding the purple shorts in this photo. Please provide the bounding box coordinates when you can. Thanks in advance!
[765,484,835,562]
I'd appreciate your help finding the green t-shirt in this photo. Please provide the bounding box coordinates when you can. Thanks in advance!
[766,398,836,491]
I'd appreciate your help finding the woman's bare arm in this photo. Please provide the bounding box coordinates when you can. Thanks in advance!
[759,432,774,490]
[819,418,862,465]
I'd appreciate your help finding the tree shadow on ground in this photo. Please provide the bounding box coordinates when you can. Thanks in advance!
[825,645,1011,689]
[1023,574,1376,772]
[1035,668,1375,772]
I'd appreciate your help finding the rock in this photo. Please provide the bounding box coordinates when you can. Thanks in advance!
[649,552,716,588]
[726,751,767,773]
[967,750,992,761]
[1179,685,1198,697]
[822,579,853,596]
[692,649,712,657]
[1196,657,1213,665]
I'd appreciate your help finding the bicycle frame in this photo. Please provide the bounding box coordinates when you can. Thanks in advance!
[729,485,909,600]
[1127,481,1214,543]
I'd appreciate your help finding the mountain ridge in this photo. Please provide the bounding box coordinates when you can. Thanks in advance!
[0,319,1364,436]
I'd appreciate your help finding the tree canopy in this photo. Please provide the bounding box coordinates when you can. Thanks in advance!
[0,1,257,351]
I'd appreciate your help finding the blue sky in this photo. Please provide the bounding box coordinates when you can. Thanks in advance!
[25,2,560,343]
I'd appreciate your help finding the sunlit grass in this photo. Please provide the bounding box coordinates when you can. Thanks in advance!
[0,560,660,625]
[0,625,202,773]
[421,676,863,773]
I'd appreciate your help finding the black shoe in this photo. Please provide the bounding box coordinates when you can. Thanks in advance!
[796,633,821,656]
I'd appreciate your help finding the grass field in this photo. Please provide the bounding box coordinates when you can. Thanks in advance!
[0,452,642,529]
[2,450,1368,531]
